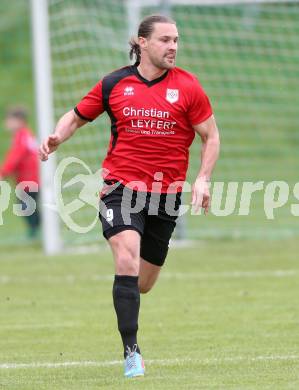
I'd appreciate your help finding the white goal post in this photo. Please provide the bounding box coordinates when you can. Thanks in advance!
[31,0,62,255]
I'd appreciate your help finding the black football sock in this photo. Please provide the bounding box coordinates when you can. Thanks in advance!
[112,275,141,358]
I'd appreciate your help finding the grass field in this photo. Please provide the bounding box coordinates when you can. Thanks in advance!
[1,240,298,389]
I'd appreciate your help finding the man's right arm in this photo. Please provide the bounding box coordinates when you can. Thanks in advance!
[39,109,87,161]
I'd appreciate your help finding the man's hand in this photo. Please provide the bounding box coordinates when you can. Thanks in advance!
[39,134,62,161]
[39,110,88,162]
[191,176,211,215]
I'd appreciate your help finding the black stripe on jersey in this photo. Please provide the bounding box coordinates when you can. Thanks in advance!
[74,106,93,122]
[102,66,134,154]
[132,64,169,87]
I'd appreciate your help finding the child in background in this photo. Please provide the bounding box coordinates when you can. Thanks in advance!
[0,107,40,238]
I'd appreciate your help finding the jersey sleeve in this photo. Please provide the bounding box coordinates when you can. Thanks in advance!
[187,77,213,126]
[74,80,104,121]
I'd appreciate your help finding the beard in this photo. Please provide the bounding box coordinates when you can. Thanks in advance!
[149,52,176,70]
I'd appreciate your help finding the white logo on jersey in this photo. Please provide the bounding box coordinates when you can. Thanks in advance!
[124,86,134,96]
[166,89,179,103]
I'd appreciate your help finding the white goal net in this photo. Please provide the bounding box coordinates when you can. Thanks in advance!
[34,0,299,251]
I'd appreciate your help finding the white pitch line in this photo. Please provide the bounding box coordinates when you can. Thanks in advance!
[0,270,298,285]
[1,355,299,370]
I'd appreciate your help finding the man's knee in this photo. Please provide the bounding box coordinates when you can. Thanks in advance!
[109,235,139,275]
[138,258,161,294]
[117,251,139,274]
[138,275,158,294]
[138,282,152,294]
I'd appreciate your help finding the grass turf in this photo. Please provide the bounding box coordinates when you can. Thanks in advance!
[0,240,298,389]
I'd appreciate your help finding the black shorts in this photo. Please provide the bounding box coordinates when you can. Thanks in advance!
[99,181,181,267]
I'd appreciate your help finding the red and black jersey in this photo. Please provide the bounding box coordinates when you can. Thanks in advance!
[75,64,212,193]
[0,127,39,185]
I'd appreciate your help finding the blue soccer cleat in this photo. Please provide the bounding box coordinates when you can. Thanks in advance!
[124,344,145,378]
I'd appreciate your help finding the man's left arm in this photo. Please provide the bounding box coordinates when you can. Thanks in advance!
[192,114,220,214]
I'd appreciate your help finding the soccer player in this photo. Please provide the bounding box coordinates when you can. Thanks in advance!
[39,15,220,378]
[0,107,40,238]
